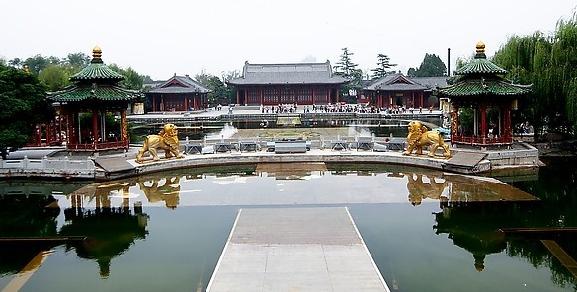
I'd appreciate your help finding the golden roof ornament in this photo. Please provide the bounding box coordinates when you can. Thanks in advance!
[474,41,486,59]
[91,45,103,63]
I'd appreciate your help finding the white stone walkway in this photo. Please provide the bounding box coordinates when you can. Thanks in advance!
[207,207,390,292]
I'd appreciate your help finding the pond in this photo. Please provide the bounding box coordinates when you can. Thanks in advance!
[0,159,576,292]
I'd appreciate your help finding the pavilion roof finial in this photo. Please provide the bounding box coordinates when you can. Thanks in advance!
[91,46,103,63]
[475,41,486,59]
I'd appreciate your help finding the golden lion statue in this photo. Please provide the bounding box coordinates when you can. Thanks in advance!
[136,123,184,163]
[403,121,451,158]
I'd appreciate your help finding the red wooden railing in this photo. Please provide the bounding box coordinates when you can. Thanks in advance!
[451,135,513,146]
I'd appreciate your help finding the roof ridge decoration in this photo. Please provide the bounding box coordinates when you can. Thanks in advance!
[438,42,531,97]
[455,41,507,75]
[70,46,125,82]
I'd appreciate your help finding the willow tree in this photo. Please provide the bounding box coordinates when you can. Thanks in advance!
[493,14,577,137]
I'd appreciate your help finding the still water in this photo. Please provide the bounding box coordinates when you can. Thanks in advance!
[0,160,576,291]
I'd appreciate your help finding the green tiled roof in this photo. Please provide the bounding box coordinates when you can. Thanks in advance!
[70,63,125,82]
[455,58,507,75]
[438,78,531,97]
[49,85,142,102]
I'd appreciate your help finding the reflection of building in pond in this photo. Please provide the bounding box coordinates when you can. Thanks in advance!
[255,163,327,180]
[0,194,61,275]
[434,201,577,286]
[60,203,148,278]
[137,176,181,209]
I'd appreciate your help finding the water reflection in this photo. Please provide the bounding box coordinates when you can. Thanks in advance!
[138,176,181,209]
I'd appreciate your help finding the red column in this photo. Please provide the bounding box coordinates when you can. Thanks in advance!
[236,89,240,105]
[503,105,512,138]
[184,95,189,111]
[420,92,424,108]
[480,105,487,140]
[336,87,340,103]
[121,110,128,147]
[411,92,415,108]
[311,87,315,105]
[92,110,99,147]
[152,95,156,111]
[260,87,264,105]
[377,95,382,107]
[66,112,76,145]
[326,87,329,104]
[451,105,459,141]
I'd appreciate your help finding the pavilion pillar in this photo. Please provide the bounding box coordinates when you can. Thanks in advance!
[480,105,487,142]
[92,110,99,147]
[420,92,424,108]
[121,110,128,147]
[236,89,240,105]
[184,95,189,111]
[326,88,329,104]
[152,95,156,112]
[260,87,264,105]
[503,105,512,138]
[377,95,381,107]
[66,111,77,145]
[336,87,340,103]
[451,105,459,140]
[412,92,415,108]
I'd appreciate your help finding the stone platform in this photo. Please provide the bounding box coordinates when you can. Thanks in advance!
[206,207,390,292]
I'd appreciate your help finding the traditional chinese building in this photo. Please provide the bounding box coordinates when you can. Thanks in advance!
[228,61,348,105]
[438,42,531,146]
[146,75,209,112]
[48,46,142,151]
[363,73,447,108]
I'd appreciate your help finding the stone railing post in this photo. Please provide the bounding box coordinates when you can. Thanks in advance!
[23,155,29,169]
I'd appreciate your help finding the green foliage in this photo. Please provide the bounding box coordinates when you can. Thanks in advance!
[407,53,446,77]
[195,72,234,106]
[38,64,71,91]
[109,64,144,90]
[65,53,90,70]
[0,64,53,158]
[493,14,577,137]
[334,48,362,96]
[371,53,396,79]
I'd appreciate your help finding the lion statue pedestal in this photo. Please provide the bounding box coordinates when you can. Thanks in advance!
[136,123,184,164]
[403,121,451,158]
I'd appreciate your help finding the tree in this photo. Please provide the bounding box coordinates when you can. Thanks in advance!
[65,52,90,70]
[408,53,447,77]
[334,48,363,97]
[195,72,233,106]
[493,14,577,138]
[371,53,396,79]
[0,64,53,158]
[108,64,144,90]
[334,48,358,77]
[8,58,21,68]
[38,64,71,91]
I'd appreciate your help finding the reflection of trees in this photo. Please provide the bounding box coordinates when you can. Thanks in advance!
[60,203,148,278]
[138,176,181,209]
[0,194,60,275]
[434,202,577,289]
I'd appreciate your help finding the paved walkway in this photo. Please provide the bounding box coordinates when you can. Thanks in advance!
[207,207,390,292]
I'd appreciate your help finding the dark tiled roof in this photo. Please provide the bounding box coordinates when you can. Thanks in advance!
[70,62,125,82]
[455,58,507,75]
[228,61,349,85]
[438,78,531,97]
[411,76,448,89]
[364,73,427,91]
[48,85,142,102]
[148,75,210,94]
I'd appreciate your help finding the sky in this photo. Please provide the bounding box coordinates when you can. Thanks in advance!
[1,0,575,80]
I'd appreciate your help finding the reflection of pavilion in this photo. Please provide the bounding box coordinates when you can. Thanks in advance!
[61,199,148,277]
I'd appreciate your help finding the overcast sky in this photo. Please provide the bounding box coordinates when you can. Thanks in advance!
[1,0,575,80]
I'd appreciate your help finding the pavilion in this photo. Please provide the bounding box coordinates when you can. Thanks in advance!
[363,73,446,109]
[228,61,348,105]
[146,75,209,112]
[438,42,531,146]
[48,47,142,151]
